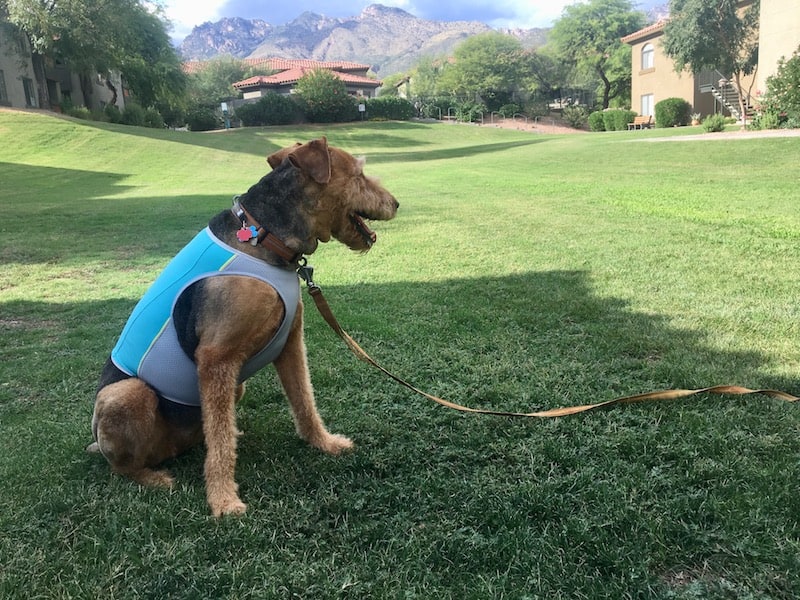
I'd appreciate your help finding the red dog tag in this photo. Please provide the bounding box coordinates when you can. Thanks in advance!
[237,226,257,242]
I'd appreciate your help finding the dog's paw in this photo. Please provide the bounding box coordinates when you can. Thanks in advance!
[210,496,247,518]
[317,433,354,456]
[85,442,101,454]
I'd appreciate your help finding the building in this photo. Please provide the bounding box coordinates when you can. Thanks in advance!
[231,58,382,99]
[0,21,123,112]
[622,0,799,120]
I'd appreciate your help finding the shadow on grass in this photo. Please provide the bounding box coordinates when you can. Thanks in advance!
[70,119,439,156]
[0,161,133,202]
[367,138,546,163]
[1,270,791,418]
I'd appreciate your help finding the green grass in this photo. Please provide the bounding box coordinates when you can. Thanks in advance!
[1,110,799,598]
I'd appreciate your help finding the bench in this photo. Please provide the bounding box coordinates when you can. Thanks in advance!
[627,115,653,130]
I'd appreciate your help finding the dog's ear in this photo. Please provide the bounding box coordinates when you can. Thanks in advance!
[286,137,331,184]
[266,143,302,169]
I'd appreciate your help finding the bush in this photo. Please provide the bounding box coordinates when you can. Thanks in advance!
[364,96,415,120]
[455,99,486,123]
[655,97,691,128]
[295,69,358,123]
[143,107,165,129]
[104,104,122,124]
[66,106,91,120]
[701,113,727,133]
[561,106,588,129]
[121,103,146,127]
[185,107,220,131]
[420,98,452,120]
[602,109,636,131]
[762,46,800,123]
[588,111,606,132]
[236,93,301,126]
[499,103,523,118]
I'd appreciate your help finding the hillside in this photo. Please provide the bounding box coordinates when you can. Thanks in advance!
[180,4,548,77]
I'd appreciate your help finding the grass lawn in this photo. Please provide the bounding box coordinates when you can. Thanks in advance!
[1,110,799,598]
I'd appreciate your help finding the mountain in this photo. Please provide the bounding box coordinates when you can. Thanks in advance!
[179,4,549,77]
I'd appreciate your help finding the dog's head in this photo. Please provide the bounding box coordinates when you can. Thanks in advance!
[267,138,398,252]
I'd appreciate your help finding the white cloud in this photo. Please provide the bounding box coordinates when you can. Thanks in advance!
[161,0,224,40]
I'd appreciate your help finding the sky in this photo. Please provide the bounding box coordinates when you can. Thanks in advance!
[160,1,663,45]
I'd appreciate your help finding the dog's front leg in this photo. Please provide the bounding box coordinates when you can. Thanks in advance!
[274,302,354,455]
[196,349,247,517]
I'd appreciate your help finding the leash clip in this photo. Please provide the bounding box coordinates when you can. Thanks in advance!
[296,258,318,291]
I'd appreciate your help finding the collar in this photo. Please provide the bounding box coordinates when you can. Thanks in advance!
[231,197,302,264]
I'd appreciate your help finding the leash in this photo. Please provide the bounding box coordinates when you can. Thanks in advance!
[297,265,799,417]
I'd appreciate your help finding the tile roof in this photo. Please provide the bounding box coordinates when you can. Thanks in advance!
[183,58,373,75]
[621,20,667,44]
[233,66,380,90]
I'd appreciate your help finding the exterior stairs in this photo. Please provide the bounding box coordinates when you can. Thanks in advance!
[699,70,755,121]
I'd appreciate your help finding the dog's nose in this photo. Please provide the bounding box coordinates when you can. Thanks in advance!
[393,199,400,210]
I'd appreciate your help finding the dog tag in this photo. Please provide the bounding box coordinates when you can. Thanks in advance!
[237,225,257,242]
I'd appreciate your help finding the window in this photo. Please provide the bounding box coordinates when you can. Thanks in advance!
[641,43,654,70]
[641,93,654,117]
[22,77,38,108]
[0,71,8,105]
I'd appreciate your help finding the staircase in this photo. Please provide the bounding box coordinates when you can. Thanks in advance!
[699,70,754,122]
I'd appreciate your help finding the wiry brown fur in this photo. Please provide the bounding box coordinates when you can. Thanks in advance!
[89,138,398,517]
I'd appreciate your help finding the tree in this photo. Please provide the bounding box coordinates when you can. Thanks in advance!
[437,32,525,109]
[294,69,357,123]
[550,0,646,109]
[3,0,185,110]
[662,0,759,126]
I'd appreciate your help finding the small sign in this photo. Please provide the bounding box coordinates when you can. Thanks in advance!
[358,104,366,112]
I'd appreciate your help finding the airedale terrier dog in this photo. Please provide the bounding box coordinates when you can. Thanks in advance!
[89,137,398,517]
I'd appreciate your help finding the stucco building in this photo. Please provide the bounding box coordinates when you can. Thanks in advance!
[622,0,799,120]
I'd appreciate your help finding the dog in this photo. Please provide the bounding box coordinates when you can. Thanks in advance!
[88,137,398,517]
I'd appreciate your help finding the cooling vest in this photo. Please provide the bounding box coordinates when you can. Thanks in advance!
[111,227,300,406]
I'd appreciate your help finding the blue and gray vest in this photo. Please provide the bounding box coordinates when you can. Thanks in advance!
[111,227,300,406]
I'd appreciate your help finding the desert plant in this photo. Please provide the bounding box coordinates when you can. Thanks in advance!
[455,99,487,123]
[562,105,589,129]
[702,113,727,132]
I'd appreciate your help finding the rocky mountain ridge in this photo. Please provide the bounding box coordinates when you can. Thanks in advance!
[180,4,549,77]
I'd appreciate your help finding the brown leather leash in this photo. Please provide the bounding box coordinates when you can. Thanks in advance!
[298,266,799,416]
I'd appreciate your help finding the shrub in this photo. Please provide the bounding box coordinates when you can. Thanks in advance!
[185,107,220,131]
[701,113,727,133]
[588,111,606,132]
[421,97,452,120]
[499,103,523,118]
[104,104,122,124]
[236,93,301,126]
[602,109,636,131]
[762,46,800,123]
[66,106,91,120]
[455,99,486,123]
[655,97,691,128]
[143,107,165,129]
[121,103,146,127]
[561,105,588,129]
[364,96,415,120]
[295,69,358,123]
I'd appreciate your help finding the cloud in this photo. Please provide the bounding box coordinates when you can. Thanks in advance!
[161,0,224,40]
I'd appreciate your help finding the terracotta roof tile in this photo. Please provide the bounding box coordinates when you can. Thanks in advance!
[621,20,667,44]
